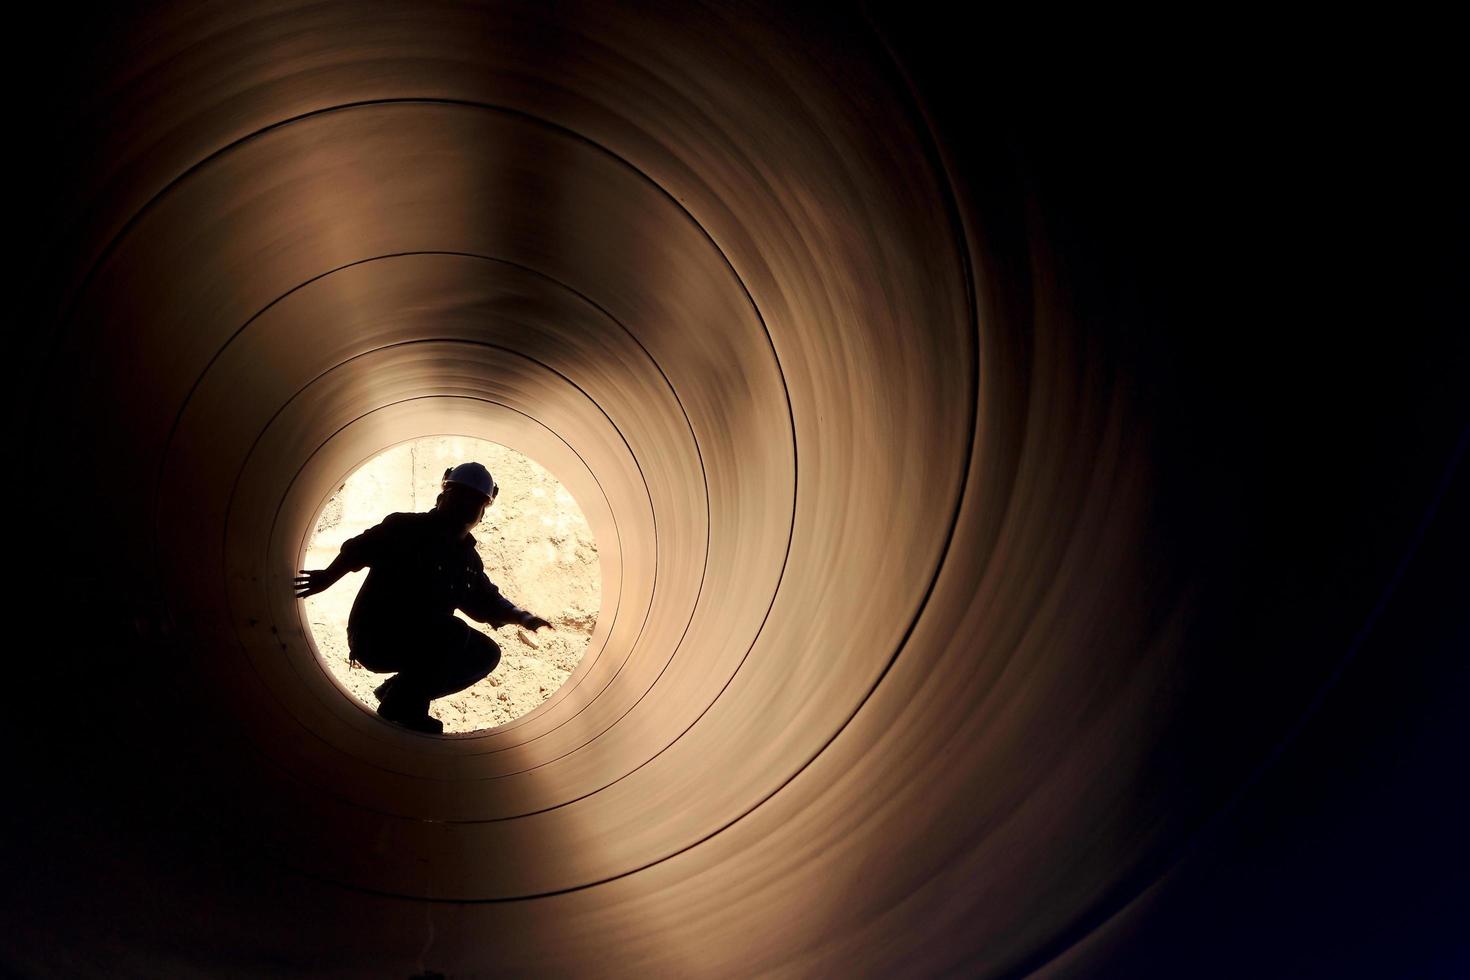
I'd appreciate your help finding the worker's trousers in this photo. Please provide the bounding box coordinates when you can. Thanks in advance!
[348,615,501,710]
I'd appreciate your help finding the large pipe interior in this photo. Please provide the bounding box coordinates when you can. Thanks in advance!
[8,4,1466,977]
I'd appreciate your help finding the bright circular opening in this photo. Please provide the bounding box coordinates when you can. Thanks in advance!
[300,435,600,734]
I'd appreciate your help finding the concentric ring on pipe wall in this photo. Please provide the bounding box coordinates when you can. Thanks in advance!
[133,105,817,898]
[68,101,793,579]
[73,83,975,903]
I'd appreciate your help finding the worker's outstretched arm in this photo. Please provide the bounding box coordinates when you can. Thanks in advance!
[336,513,406,571]
[293,513,403,599]
[461,572,552,630]
[293,558,349,599]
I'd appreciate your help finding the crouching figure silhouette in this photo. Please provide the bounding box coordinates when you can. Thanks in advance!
[293,461,552,734]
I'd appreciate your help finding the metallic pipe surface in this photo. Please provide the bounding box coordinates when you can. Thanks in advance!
[7,3,1466,977]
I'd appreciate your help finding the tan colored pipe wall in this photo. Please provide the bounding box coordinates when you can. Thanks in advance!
[8,3,1466,977]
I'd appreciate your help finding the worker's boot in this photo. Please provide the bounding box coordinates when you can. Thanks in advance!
[373,675,400,703]
[376,683,442,735]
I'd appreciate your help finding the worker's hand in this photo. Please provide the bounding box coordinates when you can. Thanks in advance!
[293,568,337,599]
[521,613,553,631]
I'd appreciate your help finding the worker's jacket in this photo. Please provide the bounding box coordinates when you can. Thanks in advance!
[337,509,530,647]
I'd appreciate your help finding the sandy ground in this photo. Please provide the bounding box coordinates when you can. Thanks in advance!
[300,437,600,733]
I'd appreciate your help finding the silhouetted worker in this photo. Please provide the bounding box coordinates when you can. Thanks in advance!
[293,461,552,734]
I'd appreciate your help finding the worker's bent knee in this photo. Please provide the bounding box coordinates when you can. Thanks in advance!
[467,631,501,678]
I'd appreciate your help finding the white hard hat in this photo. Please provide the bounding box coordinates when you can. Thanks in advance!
[442,462,498,503]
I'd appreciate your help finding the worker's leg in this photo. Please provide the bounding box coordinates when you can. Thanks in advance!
[385,616,500,712]
[352,621,435,720]
[420,626,501,701]
[346,624,407,674]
